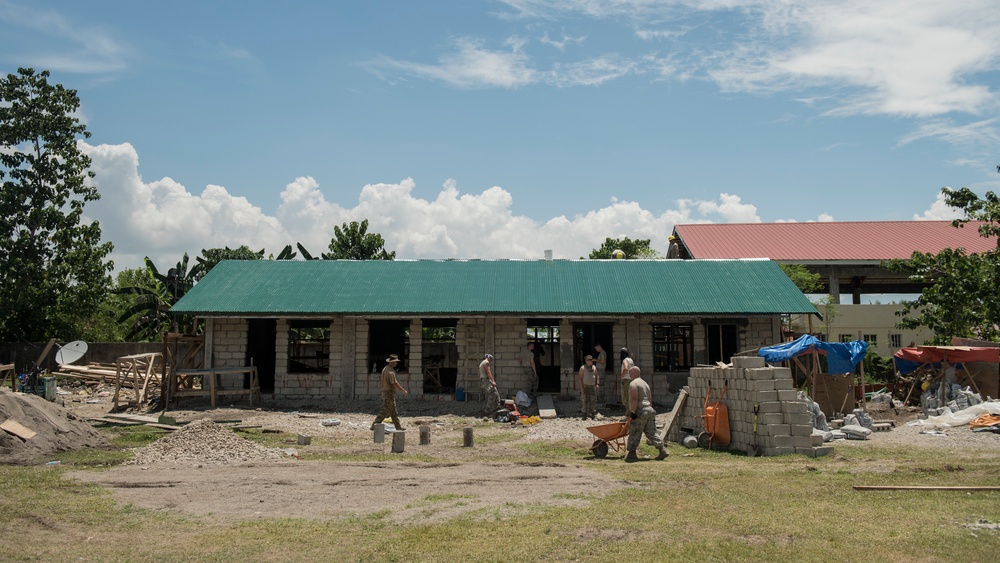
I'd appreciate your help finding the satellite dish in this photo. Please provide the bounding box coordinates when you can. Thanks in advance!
[55,340,88,365]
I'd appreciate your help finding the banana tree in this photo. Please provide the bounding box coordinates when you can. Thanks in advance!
[115,254,197,341]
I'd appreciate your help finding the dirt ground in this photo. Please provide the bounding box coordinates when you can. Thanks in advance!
[5,383,1000,524]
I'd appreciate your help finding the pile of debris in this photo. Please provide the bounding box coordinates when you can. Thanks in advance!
[130,418,286,465]
[0,388,108,464]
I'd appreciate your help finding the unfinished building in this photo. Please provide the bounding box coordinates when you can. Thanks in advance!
[169,259,818,405]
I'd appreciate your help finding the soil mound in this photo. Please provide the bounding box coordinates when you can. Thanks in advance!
[0,388,108,464]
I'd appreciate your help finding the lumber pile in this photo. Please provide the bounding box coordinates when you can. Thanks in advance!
[53,363,126,385]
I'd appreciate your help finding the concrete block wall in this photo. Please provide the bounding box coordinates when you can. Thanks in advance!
[353,319,374,398]
[210,318,247,389]
[457,318,485,398]
[491,317,532,400]
[274,319,344,402]
[668,356,833,458]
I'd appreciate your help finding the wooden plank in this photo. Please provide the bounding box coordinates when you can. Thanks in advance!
[1,419,37,440]
[87,417,143,426]
[146,423,183,431]
[105,413,160,424]
[536,393,557,419]
[659,388,689,442]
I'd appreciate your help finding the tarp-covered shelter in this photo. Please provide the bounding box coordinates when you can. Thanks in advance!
[759,334,868,375]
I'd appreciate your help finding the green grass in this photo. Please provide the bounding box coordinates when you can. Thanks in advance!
[1,438,998,562]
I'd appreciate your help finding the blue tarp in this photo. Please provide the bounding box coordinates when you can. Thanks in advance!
[758,335,868,375]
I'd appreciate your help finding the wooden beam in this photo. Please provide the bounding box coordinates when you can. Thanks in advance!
[854,485,1000,491]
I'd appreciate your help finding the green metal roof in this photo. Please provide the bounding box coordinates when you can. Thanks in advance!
[170,259,819,317]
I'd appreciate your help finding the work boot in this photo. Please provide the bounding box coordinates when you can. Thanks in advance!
[656,448,669,460]
[624,451,639,463]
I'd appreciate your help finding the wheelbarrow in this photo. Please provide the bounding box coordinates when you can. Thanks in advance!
[697,380,731,449]
[587,419,630,458]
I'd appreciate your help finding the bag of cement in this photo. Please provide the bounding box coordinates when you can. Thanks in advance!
[841,424,872,440]
[515,390,532,408]
[850,408,873,428]
[907,399,1000,428]
[813,429,834,442]
[829,430,847,440]
[870,391,892,405]
[798,391,829,431]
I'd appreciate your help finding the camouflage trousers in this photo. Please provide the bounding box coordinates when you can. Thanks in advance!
[581,384,597,416]
[373,390,402,429]
[482,379,502,413]
[627,406,664,453]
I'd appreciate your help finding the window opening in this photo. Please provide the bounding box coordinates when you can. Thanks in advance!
[653,324,693,372]
[288,320,330,373]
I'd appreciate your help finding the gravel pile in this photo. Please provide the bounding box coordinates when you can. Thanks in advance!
[130,418,286,465]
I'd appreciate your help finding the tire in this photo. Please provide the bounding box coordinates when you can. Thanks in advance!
[697,431,712,449]
[592,440,609,458]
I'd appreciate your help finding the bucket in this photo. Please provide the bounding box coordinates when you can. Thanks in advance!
[43,377,57,401]
[455,387,466,401]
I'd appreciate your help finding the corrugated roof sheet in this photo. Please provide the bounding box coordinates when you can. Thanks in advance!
[170,259,818,317]
[674,221,995,261]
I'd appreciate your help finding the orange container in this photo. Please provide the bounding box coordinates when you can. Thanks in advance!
[701,382,731,448]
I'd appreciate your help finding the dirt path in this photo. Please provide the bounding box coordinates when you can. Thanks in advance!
[70,460,621,524]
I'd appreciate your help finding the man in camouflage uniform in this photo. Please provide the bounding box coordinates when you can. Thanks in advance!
[625,365,668,462]
[372,354,408,430]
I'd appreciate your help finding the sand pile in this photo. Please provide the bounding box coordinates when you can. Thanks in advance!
[129,418,286,465]
[0,387,109,464]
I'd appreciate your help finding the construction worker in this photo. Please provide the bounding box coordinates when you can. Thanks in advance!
[625,365,668,462]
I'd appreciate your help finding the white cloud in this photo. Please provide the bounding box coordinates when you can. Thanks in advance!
[367,38,539,89]
[0,1,128,74]
[83,142,830,270]
[81,142,963,270]
[897,118,1000,147]
[499,1,1000,120]
[686,193,761,223]
[913,191,965,221]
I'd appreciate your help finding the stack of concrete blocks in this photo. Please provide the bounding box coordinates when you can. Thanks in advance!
[668,356,833,457]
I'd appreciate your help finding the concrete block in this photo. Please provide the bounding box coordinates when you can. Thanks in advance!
[760,412,784,425]
[758,401,782,414]
[777,389,799,402]
[733,356,765,369]
[756,390,778,403]
[798,446,834,458]
[773,379,796,390]
[773,435,794,448]
[790,424,813,436]
[787,413,812,426]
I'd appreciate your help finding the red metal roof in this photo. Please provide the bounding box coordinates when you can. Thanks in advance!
[674,221,996,261]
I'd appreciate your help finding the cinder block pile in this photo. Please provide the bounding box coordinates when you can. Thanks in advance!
[668,356,833,457]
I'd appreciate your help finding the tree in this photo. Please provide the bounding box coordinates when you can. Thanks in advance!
[116,255,197,341]
[779,263,823,294]
[0,68,113,342]
[888,181,1000,344]
[324,220,395,260]
[190,245,265,282]
[588,237,660,259]
[888,247,997,344]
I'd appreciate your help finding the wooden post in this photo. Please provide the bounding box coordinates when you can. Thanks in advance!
[419,425,430,445]
[392,430,405,453]
[374,423,385,443]
[463,426,474,447]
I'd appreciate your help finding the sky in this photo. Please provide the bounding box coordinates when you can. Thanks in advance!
[3,0,1000,272]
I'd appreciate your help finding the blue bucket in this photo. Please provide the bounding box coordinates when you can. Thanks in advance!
[455,387,466,401]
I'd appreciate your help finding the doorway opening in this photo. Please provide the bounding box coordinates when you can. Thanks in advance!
[422,319,457,394]
[706,323,739,364]
[527,319,561,393]
[246,319,276,393]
